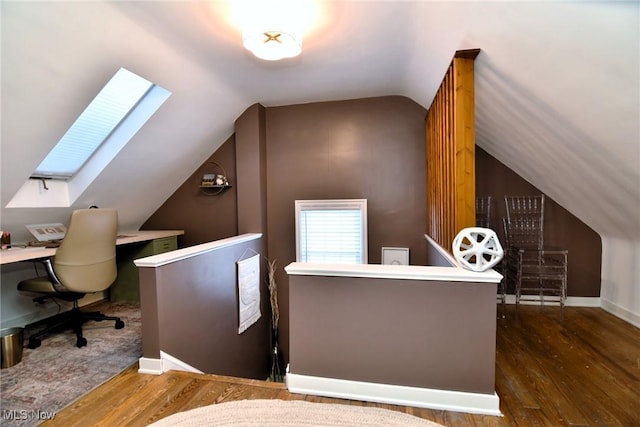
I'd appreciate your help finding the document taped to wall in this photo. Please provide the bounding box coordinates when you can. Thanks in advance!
[237,253,261,334]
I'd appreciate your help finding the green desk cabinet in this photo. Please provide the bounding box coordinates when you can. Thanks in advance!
[110,236,178,302]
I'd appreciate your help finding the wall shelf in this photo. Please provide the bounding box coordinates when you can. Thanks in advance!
[200,184,231,195]
[200,161,230,195]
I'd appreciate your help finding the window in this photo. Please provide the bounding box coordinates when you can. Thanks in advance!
[32,68,154,179]
[295,199,367,264]
[8,68,171,208]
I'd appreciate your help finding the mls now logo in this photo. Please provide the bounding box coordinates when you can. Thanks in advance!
[3,409,56,421]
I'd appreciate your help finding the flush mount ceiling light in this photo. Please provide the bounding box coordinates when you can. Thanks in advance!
[232,0,316,61]
[243,30,302,61]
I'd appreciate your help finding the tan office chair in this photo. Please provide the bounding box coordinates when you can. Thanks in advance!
[18,209,124,348]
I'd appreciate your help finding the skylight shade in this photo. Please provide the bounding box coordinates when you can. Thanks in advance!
[32,68,154,179]
[296,199,368,264]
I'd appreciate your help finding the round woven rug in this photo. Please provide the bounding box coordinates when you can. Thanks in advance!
[149,399,443,426]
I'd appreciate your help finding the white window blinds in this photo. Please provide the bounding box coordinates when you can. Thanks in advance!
[295,199,367,264]
[32,68,154,179]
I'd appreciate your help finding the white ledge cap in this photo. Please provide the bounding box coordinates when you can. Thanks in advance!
[134,233,262,268]
[285,262,502,283]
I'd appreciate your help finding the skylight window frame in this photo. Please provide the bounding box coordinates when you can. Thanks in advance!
[7,68,171,209]
[31,68,155,181]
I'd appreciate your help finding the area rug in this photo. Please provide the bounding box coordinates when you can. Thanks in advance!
[149,399,444,427]
[0,302,141,427]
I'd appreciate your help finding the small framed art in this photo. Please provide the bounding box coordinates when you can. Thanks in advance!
[381,247,409,265]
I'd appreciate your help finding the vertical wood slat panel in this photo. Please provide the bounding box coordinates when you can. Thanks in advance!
[425,51,478,253]
[453,58,476,234]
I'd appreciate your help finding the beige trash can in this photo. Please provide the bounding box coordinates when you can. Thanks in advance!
[1,327,24,368]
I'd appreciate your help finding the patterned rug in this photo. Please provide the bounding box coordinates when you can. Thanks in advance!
[0,302,141,427]
[149,399,445,427]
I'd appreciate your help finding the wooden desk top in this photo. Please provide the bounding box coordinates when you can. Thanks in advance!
[0,230,184,265]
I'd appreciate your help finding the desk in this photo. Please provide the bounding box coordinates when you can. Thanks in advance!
[0,230,183,327]
[0,230,184,265]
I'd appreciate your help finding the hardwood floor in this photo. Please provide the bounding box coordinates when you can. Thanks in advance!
[43,305,639,426]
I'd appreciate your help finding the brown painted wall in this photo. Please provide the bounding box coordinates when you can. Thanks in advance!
[265,96,428,363]
[142,135,238,247]
[235,104,268,235]
[146,96,428,369]
[289,274,497,394]
[142,95,602,377]
[139,237,269,379]
[476,147,602,297]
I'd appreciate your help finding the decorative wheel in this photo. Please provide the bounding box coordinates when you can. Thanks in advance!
[452,227,504,272]
[115,320,125,329]
[28,337,41,349]
[76,337,88,348]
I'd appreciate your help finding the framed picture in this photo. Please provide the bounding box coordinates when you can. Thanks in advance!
[381,247,409,265]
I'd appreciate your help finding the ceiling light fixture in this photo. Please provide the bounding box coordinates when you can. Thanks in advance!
[243,29,302,61]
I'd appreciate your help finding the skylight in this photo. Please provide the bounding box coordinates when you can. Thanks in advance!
[32,68,154,179]
[7,68,171,208]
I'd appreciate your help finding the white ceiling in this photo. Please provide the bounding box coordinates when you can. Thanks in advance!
[1,1,638,245]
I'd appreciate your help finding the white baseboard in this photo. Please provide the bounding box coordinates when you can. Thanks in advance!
[600,299,640,328]
[138,357,163,375]
[138,351,203,375]
[286,369,501,417]
[160,351,203,374]
[501,295,640,328]
[502,295,601,307]
[564,296,602,307]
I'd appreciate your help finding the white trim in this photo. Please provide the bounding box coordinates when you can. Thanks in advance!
[601,298,640,328]
[503,295,601,307]
[285,262,502,284]
[286,370,501,417]
[564,297,602,307]
[295,199,368,264]
[138,357,163,375]
[134,233,261,267]
[160,351,204,374]
[138,352,203,375]
[501,295,640,328]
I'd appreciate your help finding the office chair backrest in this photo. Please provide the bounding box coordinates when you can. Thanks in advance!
[53,209,118,293]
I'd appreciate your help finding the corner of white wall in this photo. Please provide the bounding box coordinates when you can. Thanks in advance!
[600,236,640,328]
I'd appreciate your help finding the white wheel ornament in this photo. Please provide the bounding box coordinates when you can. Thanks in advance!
[452,227,504,272]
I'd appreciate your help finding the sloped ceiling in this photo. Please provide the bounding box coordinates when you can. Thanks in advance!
[1,1,638,246]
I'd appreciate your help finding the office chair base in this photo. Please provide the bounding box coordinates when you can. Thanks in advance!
[26,305,125,348]
[28,337,42,349]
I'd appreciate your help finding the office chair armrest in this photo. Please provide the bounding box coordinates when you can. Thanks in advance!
[31,258,67,293]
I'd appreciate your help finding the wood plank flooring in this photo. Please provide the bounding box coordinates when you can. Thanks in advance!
[42,305,639,426]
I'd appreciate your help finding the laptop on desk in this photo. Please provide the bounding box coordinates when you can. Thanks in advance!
[25,223,67,248]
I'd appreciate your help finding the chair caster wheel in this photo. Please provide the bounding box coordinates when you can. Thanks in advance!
[28,337,41,349]
[115,320,125,329]
[76,337,87,348]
